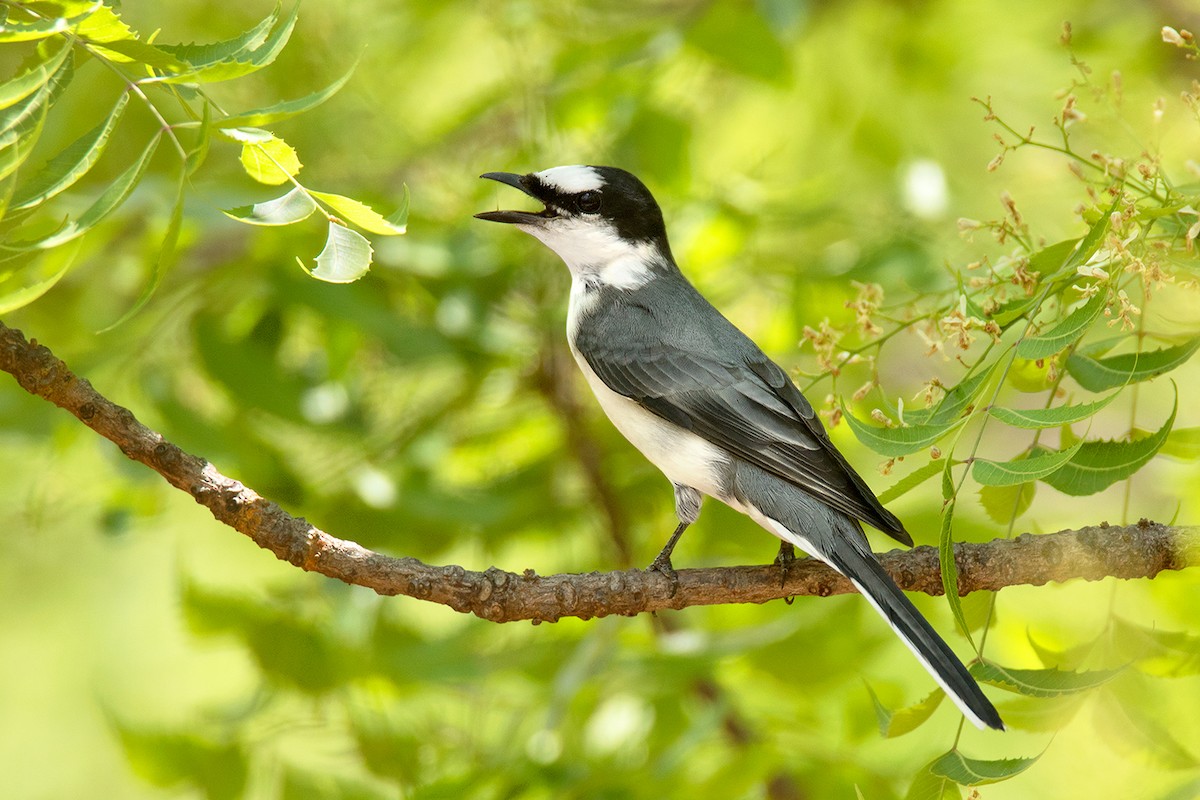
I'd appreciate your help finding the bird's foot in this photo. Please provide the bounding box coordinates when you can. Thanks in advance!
[774,541,796,590]
[647,553,680,597]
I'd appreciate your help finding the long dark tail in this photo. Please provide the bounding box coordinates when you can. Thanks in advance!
[819,535,1004,731]
[737,465,1003,730]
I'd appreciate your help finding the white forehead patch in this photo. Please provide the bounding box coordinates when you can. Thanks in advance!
[535,165,603,194]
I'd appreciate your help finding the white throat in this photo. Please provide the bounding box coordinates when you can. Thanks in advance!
[518,217,660,291]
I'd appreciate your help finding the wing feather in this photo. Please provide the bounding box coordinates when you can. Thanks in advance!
[575,298,910,544]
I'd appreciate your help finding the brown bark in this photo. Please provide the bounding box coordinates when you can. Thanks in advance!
[2,321,1196,624]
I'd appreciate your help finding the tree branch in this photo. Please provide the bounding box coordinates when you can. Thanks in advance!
[3,321,1197,623]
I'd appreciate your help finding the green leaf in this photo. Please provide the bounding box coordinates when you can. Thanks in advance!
[310,190,407,235]
[988,391,1119,430]
[157,3,280,67]
[98,173,186,331]
[971,439,1083,487]
[1027,237,1083,277]
[215,63,356,128]
[1016,292,1107,360]
[866,684,945,738]
[22,1,102,17]
[1158,427,1200,460]
[281,767,393,800]
[10,93,129,210]
[970,662,1124,697]
[0,168,15,219]
[0,239,79,313]
[1096,689,1199,770]
[3,132,161,250]
[387,184,410,229]
[71,4,138,43]
[0,48,74,188]
[928,750,1039,786]
[0,51,67,139]
[978,481,1035,524]
[223,186,317,226]
[114,723,247,799]
[970,291,1040,328]
[1026,628,1096,670]
[64,6,181,71]
[904,766,961,800]
[159,2,297,84]
[938,491,973,644]
[238,134,301,185]
[1040,387,1177,496]
[842,405,966,457]
[994,693,1087,733]
[1066,338,1200,392]
[87,38,187,72]
[309,222,372,283]
[1063,194,1123,273]
[877,458,947,504]
[0,38,72,110]
[0,98,48,184]
[1111,617,1200,677]
[185,100,211,177]
[905,361,999,426]
[0,8,94,42]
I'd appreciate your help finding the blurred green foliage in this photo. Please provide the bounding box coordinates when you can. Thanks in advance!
[2,1,1200,799]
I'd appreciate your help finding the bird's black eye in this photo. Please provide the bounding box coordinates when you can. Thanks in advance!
[576,190,602,214]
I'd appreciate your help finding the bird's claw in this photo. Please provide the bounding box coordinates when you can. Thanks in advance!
[774,541,796,589]
[647,555,680,597]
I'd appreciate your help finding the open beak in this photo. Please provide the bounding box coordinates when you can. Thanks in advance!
[475,172,557,225]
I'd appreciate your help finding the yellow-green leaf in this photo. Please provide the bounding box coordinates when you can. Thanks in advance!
[239,135,300,185]
[310,190,406,235]
[866,684,945,738]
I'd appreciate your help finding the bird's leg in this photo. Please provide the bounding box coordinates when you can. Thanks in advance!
[648,485,703,593]
[648,520,690,577]
[773,541,796,589]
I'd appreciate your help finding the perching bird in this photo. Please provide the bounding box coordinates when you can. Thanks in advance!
[475,165,1003,731]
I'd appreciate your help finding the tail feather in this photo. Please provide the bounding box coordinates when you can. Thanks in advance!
[753,509,1003,730]
[825,540,1004,731]
[734,463,1003,730]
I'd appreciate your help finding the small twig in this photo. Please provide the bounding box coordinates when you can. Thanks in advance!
[1,321,1196,624]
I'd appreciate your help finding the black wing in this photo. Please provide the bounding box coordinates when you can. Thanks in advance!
[574,288,911,545]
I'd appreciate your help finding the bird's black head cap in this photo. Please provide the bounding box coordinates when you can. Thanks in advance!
[477,165,673,261]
